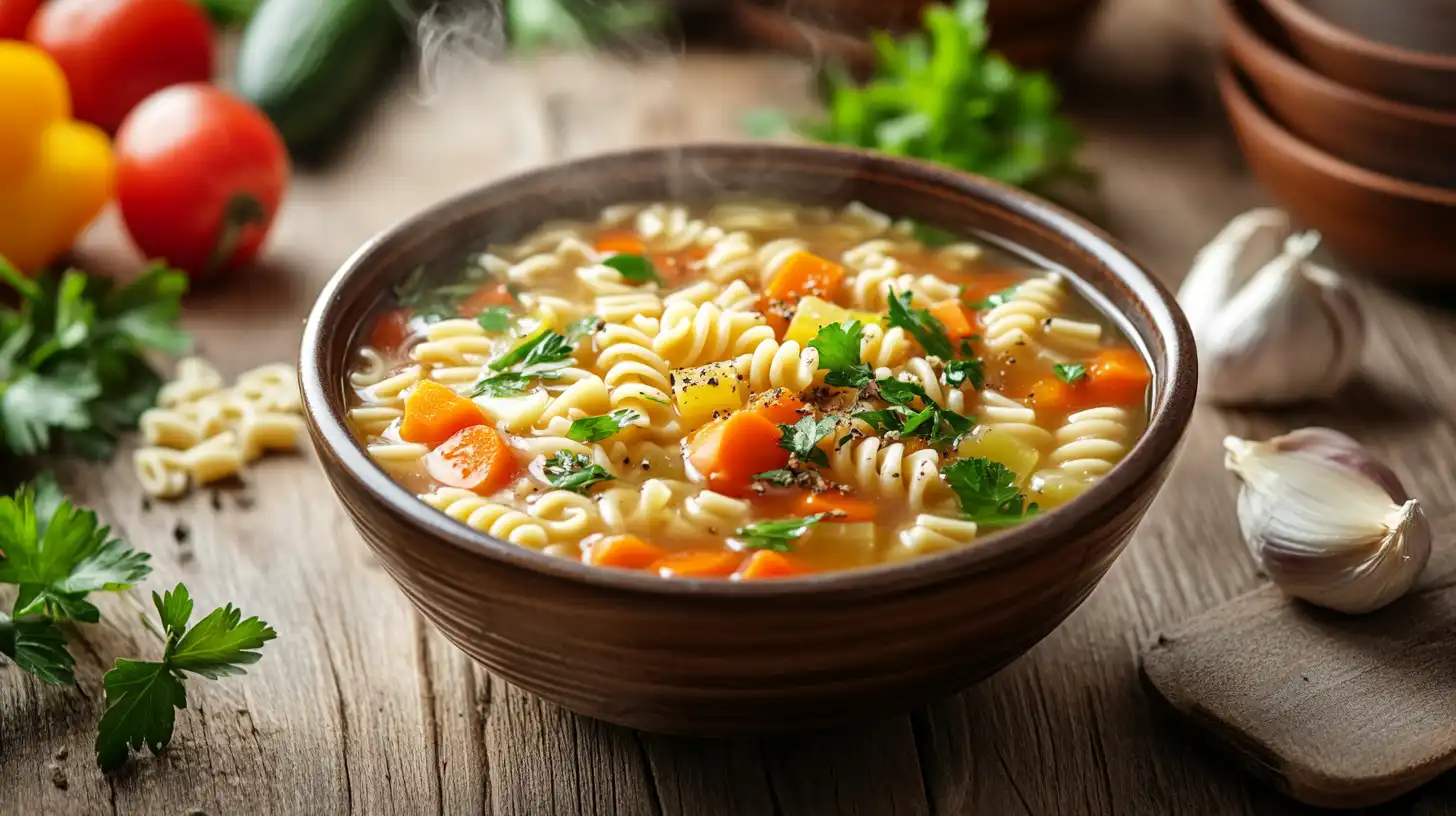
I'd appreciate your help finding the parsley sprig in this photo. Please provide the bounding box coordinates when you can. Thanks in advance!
[808,321,873,389]
[942,458,1038,526]
[472,321,600,398]
[778,415,839,467]
[567,409,642,444]
[887,290,955,360]
[1054,362,1087,384]
[1,259,190,463]
[855,378,974,448]
[542,451,615,494]
[732,514,826,552]
[602,254,663,287]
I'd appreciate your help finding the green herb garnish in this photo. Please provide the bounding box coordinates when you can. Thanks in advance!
[910,221,958,247]
[95,583,276,771]
[564,315,604,344]
[1053,363,1088,385]
[778,415,838,468]
[860,377,975,448]
[732,514,826,552]
[471,371,560,398]
[944,359,985,389]
[476,306,514,333]
[744,0,1086,191]
[566,409,642,444]
[1,260,190,462]
[887,290,955,360]
[394,266,492,321]
[969,285,1019,311]
[489,330,574,373]
[808,321,873,389]
[602,254,664,287]
[752,470,796,488]
[0,612,73,685]
[542,451,615,494]
[941,458,1038,526]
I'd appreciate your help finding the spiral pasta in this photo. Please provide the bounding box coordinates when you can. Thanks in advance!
[978,390,1055,451]
[423,488,550,548]
[1046,406,1132,475]
[885,357,972,413]
[891,515,980,560]
[653,302,776,369]
[735,338,819,394]
[982,273,1065,352]
[825,437,950,513]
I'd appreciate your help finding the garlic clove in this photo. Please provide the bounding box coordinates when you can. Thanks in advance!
[1224,430,1431,614]
[1179,207,1289,339]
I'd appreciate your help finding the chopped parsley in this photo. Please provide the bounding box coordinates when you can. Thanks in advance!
[969,284,1019,311]
[564,315,604,344]
[602,254,663,287]
[856,377,974,448]
[941,458,1038,526]
[752,469,796,487]
[1053,362,1088,385]
[777,415,838,468]
[476,306,514,333]
[471,371,561,398]
[910,221,958,247]
[808,321,873,389]
[944,359,985,389]
[886,290,955,360]
[542,451,615,494]
[566,409,642,444]
[488,330,573,373]
[394,266,493,320]
[731,514,826,552]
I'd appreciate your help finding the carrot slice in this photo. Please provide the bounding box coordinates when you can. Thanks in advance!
[1085,348,1151,406]
[687,412,790,496]
[653,550,743,579]
[795,491,877,522]
[762,250,846,303]
[401,381,490,446]
[736,550,804,580]
[746,389,808,426]
[458,283,515,317]
[595,230,646,255]
[425,424,517,493]
[928,299,975,342]
[1026,377,1075,415]
[367,308,411,353]
[584,534,666,570]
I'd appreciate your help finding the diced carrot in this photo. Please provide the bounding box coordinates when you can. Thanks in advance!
[458,283,515,317]
[746,389,808,426]
[367,308,411,353]
[750,491,807,519]
[960,271,1026,308]
[736,550,804,580]
[653,550,743,579]
[763,250,846,304]
[1085,348,1151,407]
[795,491,878,522]
[652,247,704,286]
[1026,377,1075,415]
[928,299,975,341]
[584,534,666,570]
[425,424,517,493]
[595,230,646,256]
[401,381,490,446]
[687,412,790,496]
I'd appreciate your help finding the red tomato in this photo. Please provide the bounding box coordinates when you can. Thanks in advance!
[0,0,41,39]
[114,84,290,279]
[27,0,213,132]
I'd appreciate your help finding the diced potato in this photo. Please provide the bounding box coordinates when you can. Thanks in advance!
[798,522,878,570]
[784,296,882,346]
[957,427,1040,484]
[1027,470,1093,509]
[672,361,746,428]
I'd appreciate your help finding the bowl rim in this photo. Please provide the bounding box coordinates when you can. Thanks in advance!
[1259,0,1456,71]
[1217,61,1456,205]
[1220,0,1456,126]
[299,142,1196,597]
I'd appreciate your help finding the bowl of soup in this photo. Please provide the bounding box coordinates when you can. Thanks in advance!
[299,144,1195,733]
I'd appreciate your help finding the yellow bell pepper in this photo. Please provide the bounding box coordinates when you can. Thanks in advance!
[0,42,114,274]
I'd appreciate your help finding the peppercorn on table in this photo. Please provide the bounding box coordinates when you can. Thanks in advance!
[7,3,1456,812]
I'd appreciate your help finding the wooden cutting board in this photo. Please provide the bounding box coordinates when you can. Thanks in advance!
[1142,548,1456,809]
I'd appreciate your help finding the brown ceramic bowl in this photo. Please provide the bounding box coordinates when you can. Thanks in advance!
[298,144,1196,734]
[1259,0,1456,108]
[1220,0,1456,186]
[1218,63,1456,284]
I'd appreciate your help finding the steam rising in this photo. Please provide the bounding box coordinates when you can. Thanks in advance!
[409,0,509,103]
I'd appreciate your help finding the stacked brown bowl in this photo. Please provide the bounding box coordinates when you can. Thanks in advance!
[733,0,1105,71]
[1216,0,1456,283]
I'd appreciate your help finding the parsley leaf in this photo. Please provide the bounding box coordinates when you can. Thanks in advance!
[0,260,190,461]
[394,264,494,321]
[867,377,975,448]
[853,408,905,435]
[489,330,574,373]
[1054,362,1088,384]
[731,514,826,552]
[471,371,559,398]
[944,359,985,389]
[95,583,276,771]
[886,290,955,360]
[969,284,1019,311]
[0,476,151,623]
[566,409,641,444]
[877,377,934,408]
[602,254,663,287]
[564,315,604,344]
[542,451,615,494]
[808,321,873,389]
[476,306,514,333]
[752,470,795,487]
[941,458,1038,526]
[910,221,958,247]
[777,415,838,468]
[0,612,74,685]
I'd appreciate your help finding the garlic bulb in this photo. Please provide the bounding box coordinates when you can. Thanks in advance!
[1178,209,1365,407]
[1224,427,1430,614]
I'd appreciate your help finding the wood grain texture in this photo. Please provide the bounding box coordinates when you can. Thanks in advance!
[5,0,1455,812]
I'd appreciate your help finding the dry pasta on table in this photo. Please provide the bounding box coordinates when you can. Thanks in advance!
[344,200,1154,579]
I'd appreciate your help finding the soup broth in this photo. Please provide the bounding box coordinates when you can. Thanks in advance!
[345,201,1151,579]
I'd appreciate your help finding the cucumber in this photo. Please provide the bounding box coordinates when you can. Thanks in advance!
[235,0,405,153]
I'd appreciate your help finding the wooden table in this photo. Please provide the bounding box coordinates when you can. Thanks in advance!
[6,2,1456,812]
